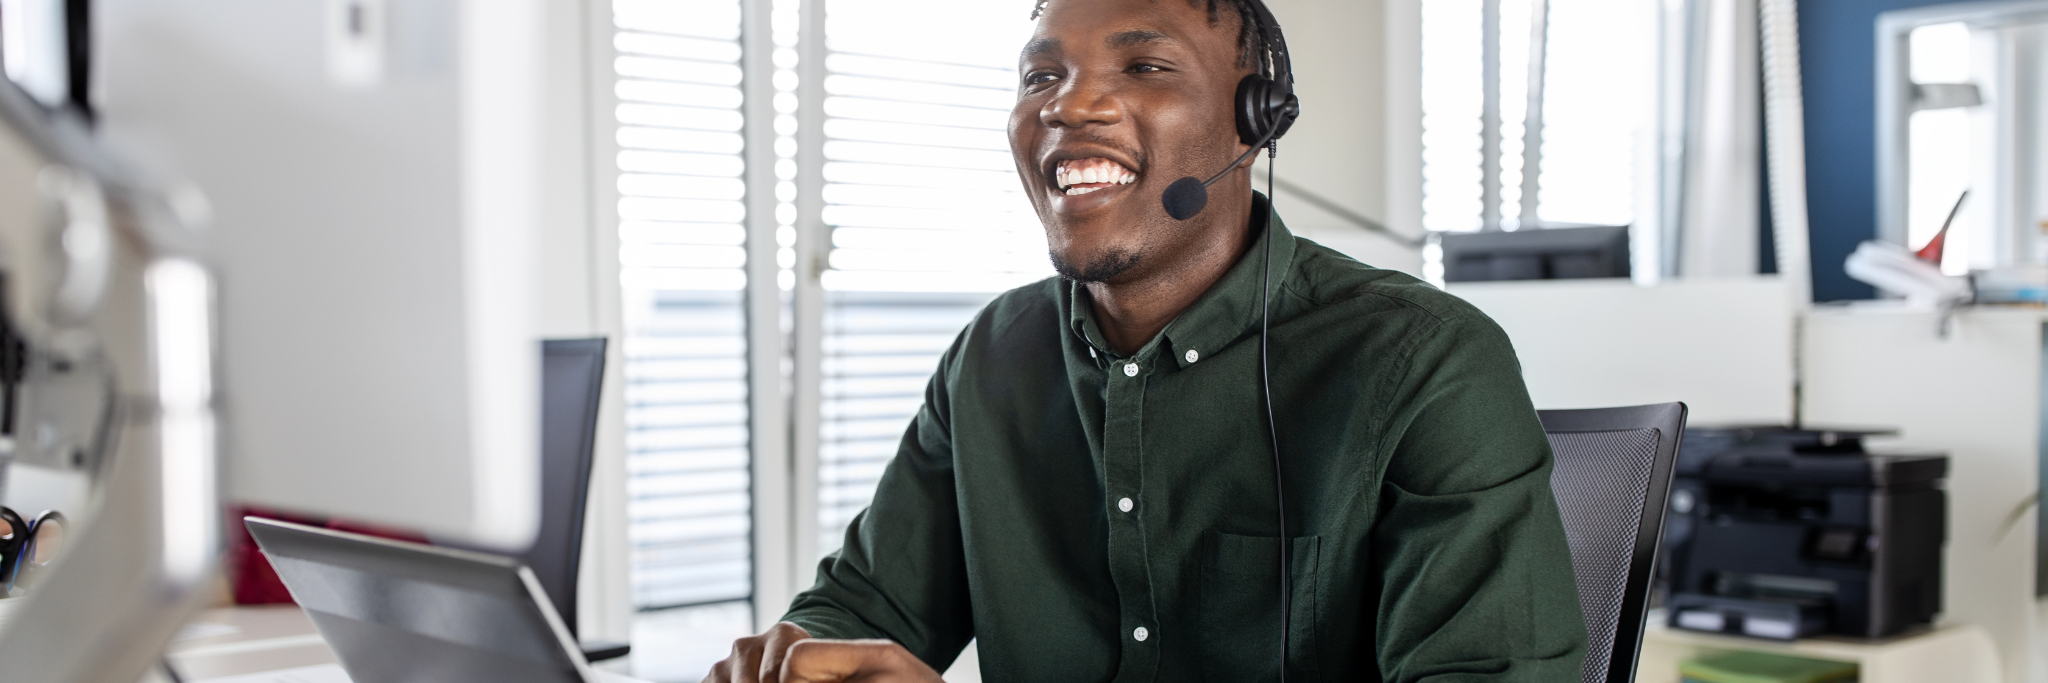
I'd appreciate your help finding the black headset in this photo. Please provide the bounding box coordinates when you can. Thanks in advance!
[1233,0,1299,149]
[1158,0,1300,221]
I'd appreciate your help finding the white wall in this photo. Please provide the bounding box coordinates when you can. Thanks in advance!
[537,0,599,341]
[1802,306,2042,683]
[1263,0,1425,275]
[1451,277,1795,424]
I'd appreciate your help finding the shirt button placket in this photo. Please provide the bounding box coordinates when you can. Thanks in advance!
[1101,355,1157,679]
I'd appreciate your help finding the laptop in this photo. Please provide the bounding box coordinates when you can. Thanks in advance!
[245,517,609,683]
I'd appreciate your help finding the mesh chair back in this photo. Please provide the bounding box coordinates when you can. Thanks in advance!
[1540,403,1685,683]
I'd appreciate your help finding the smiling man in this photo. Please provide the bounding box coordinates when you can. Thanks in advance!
[707,1,1588,682]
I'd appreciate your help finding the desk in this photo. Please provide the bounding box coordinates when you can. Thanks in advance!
[1634,617,2001,683]
[164,605,651,683]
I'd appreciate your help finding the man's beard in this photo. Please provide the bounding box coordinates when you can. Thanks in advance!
[1050,248,1141,283]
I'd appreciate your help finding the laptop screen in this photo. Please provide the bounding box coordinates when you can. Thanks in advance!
[247,517,589,683]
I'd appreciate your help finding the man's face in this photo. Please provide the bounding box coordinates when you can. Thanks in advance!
[1010,0,1253,284]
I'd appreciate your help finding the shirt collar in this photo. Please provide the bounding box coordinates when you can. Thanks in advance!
[1061,193,1298,373]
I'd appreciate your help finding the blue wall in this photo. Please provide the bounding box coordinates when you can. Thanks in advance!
[1797,0,1979,300]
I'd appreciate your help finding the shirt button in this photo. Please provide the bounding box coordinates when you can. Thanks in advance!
[1133,626,1150,642]
[1123,363,1139,377]
[1184,349,1200,363]
[1118,497,1133,512]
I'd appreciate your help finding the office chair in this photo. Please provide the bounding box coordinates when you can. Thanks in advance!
[1539,403,1687,683]
[534,338,632,662]
[442,338,626,662]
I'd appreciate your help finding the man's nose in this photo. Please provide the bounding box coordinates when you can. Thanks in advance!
[1040,76,1124,129]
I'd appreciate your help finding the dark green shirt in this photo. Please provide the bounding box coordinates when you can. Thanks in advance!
[783,197,1588,682]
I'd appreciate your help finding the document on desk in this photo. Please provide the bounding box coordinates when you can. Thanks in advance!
[194,663,353,683]
[193,662,653,683]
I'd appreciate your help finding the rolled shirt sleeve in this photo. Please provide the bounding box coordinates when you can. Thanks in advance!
[1370,312,1589,682]
[782,343,975,672]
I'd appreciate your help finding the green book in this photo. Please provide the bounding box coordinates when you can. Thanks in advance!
[1679,651,1858,683]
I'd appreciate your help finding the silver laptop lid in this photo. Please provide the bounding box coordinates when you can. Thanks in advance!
[244,517,594,683]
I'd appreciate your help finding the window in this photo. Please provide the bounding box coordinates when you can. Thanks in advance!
[611,0,753,615]
[607,0,1046,678]
[1906,22,1974,275]
[1419,0,1660,278]
[1419,0,1485,237]
[1535,0,1653,228]
[808,0,1044,557]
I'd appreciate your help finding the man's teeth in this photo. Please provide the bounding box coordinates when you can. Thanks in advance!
[1056,161,1138,196]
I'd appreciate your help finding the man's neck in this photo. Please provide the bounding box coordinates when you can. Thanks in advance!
[1085,203,1257,355]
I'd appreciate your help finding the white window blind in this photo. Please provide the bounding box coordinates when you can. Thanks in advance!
[1535,0,1654,228]
[812,0,1044,555]
[1420,0,1486,238]
[612,0,755,611]
[1419,0,1656,238]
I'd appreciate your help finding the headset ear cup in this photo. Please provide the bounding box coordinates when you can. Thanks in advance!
[1235,75,1299,146]
[1235,74,1272,145]
[1270,91,1299,141]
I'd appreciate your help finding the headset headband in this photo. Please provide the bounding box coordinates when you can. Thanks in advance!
[1027,0,1293,86]
[1243,0,1293,90]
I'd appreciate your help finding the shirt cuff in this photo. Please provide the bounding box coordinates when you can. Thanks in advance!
[779,608,886,641]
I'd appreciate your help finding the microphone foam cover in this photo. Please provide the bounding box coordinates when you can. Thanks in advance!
[1162,177,1209,220]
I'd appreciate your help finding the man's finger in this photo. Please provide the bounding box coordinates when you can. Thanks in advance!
[757,623,812,683]
[722,637,765,683]
[779,639,922,683]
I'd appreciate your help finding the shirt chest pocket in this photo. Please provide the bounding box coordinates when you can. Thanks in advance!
[1197,531,1322,683]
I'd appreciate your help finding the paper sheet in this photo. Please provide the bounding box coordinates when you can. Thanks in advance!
[174,622,244,642]
[191,661,653,682]
[194,663,353,683]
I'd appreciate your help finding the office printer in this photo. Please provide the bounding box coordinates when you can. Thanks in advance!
[1661,427,1947,640]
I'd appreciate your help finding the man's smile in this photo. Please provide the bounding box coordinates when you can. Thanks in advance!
[1054,157,1139,196]
[1039,147,1146,215]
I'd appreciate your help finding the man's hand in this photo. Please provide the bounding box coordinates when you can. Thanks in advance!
[706,622,812,683]
[779,639,944,683]
[705,624,944,683]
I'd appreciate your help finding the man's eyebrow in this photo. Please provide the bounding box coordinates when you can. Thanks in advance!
[1105,30,1173,49]
[1022,38,1061,59]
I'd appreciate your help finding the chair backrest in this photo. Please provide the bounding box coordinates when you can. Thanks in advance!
[523,338,609,637]
[1539,403,1686,683]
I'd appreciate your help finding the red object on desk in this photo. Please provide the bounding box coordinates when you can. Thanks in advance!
[226,506,428,605]
[1916,189,1968,265]
[1915,226,1949,264]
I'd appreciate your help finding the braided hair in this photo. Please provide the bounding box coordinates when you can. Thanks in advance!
[1029,0,1275,75]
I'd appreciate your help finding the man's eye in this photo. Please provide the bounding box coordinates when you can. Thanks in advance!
[1130,64,1164,74]
[1025,72,1061,86]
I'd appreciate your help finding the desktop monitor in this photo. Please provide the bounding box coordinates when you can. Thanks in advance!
[1441,225,1633,283]
[93,0,550,546]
